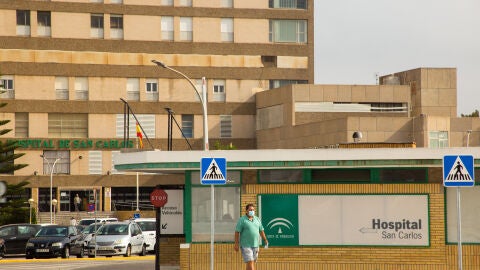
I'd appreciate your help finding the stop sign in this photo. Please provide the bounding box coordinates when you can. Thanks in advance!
[150,189,168,208]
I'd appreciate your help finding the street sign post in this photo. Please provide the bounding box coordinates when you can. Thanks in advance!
[150,188,168,270]
[201,157,227,185]
[443,155,475,270]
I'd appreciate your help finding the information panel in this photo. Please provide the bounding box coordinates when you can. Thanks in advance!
[260,194,429,246]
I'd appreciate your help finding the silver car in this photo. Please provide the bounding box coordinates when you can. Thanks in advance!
[133,218,156,252]
[86,221,146,257]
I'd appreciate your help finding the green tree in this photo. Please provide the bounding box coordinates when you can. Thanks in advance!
[213,140,237,150]
[461,109,479,117]
[0,78,30,225]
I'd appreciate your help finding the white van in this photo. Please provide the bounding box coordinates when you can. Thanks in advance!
[133,218,156,252]
[78,217,118,226]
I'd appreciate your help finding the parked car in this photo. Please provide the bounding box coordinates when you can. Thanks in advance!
[0,224,43,258]
[78,218,118,226]
[87,221,146,257]
[133,218,156,252]
[72,223,103,257]
[25,225,82,259]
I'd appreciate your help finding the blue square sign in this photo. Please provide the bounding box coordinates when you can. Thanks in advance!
[443,155,475,187]
[201,158,227,185]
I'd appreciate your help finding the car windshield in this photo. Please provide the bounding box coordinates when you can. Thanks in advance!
[97,224,129,235]
[36,227,68,237]
[136,221,156,231]
[83,224,101,234]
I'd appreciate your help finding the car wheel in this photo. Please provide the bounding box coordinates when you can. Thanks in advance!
[139,244,146,256]
[62,246,70,259]
[123,245,131,257]
[77,246,84,258]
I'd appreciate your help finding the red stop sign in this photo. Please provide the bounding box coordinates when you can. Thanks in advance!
[150,189,168,208]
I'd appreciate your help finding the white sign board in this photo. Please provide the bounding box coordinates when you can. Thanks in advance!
[298,195,429,246]
[161,190,184,234]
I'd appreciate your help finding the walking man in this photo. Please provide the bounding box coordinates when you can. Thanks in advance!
[234,203,268,270]
[74,194,82,211]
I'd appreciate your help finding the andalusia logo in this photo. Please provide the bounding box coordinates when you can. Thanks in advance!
[267,217,294,234]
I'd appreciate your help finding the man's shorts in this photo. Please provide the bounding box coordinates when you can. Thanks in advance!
[240,247,259,263]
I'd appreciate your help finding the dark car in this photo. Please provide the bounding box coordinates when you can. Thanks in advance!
[0,224,43,258]
[25,225,82,259]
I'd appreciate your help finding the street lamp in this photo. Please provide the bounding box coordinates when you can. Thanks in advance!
[52,199,58,224]
[151,60,209,150]
[41,155,61,224]
[28,198,35,224]
[152,60,213,270]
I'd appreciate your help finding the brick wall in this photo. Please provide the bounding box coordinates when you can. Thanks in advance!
[180,183,480,270]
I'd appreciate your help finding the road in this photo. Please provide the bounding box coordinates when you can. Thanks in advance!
[0,256,180,270]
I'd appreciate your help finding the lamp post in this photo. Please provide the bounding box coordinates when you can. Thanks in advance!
[41,155,61,224]
[52,199,58,224]
[152,60,213,270]
[151,60,209,150]
[28,198,34,224]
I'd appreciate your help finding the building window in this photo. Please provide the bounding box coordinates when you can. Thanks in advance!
[269,80,308,89]
[146,79,158,101]
[115,114,155,138]
[269,19,307,43]
[48,113,88,138]
[126,78,140,101]
[161,16,174,41]
[429,131,449,148]
[221,18,233,42]
[162,0,173,5]
[213,80,226,102]
[74,77,88,100]
[110,14,123,39]
[42,150,70,175]
[180,17,193,41]
[311,169,371,183]
[55,77,69,100]
[193,78,206,102]
[179,0,192,6]
[0,76,14,99]
[269,0,307,9]
[16,10,30,36]
[221,0,233,8]
[378,168,427,183]
[88,151,102,175]
[191,171,240,242]
[182,115,193,138]
[37,11,51,37]
[91,14,104,38]
[220,115,232,138]
[259,169,303,183]
[15,112,28,138]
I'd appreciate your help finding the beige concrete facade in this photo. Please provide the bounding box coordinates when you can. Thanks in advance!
[257,68,480,149]
[0,0,312,218]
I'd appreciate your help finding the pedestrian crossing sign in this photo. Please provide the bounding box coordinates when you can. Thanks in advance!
[201,157,227,185]
[443,155,475,187]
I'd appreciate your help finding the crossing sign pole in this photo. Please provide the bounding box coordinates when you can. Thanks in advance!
[201,157,227,270]
[443,155,475,270]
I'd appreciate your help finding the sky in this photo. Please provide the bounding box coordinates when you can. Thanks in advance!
[314,0,480,116]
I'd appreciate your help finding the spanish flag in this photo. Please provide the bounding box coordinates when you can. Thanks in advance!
[136,122,143,148]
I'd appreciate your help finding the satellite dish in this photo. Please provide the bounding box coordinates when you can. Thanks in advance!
[353,131,363,143]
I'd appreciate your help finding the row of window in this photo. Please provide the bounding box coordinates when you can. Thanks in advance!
[14,113,233,139]
[15,10,307,43]
[88,0,308,9]
[1,76,306,101]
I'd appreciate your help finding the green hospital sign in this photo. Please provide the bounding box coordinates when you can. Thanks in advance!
[9,139,134,149]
